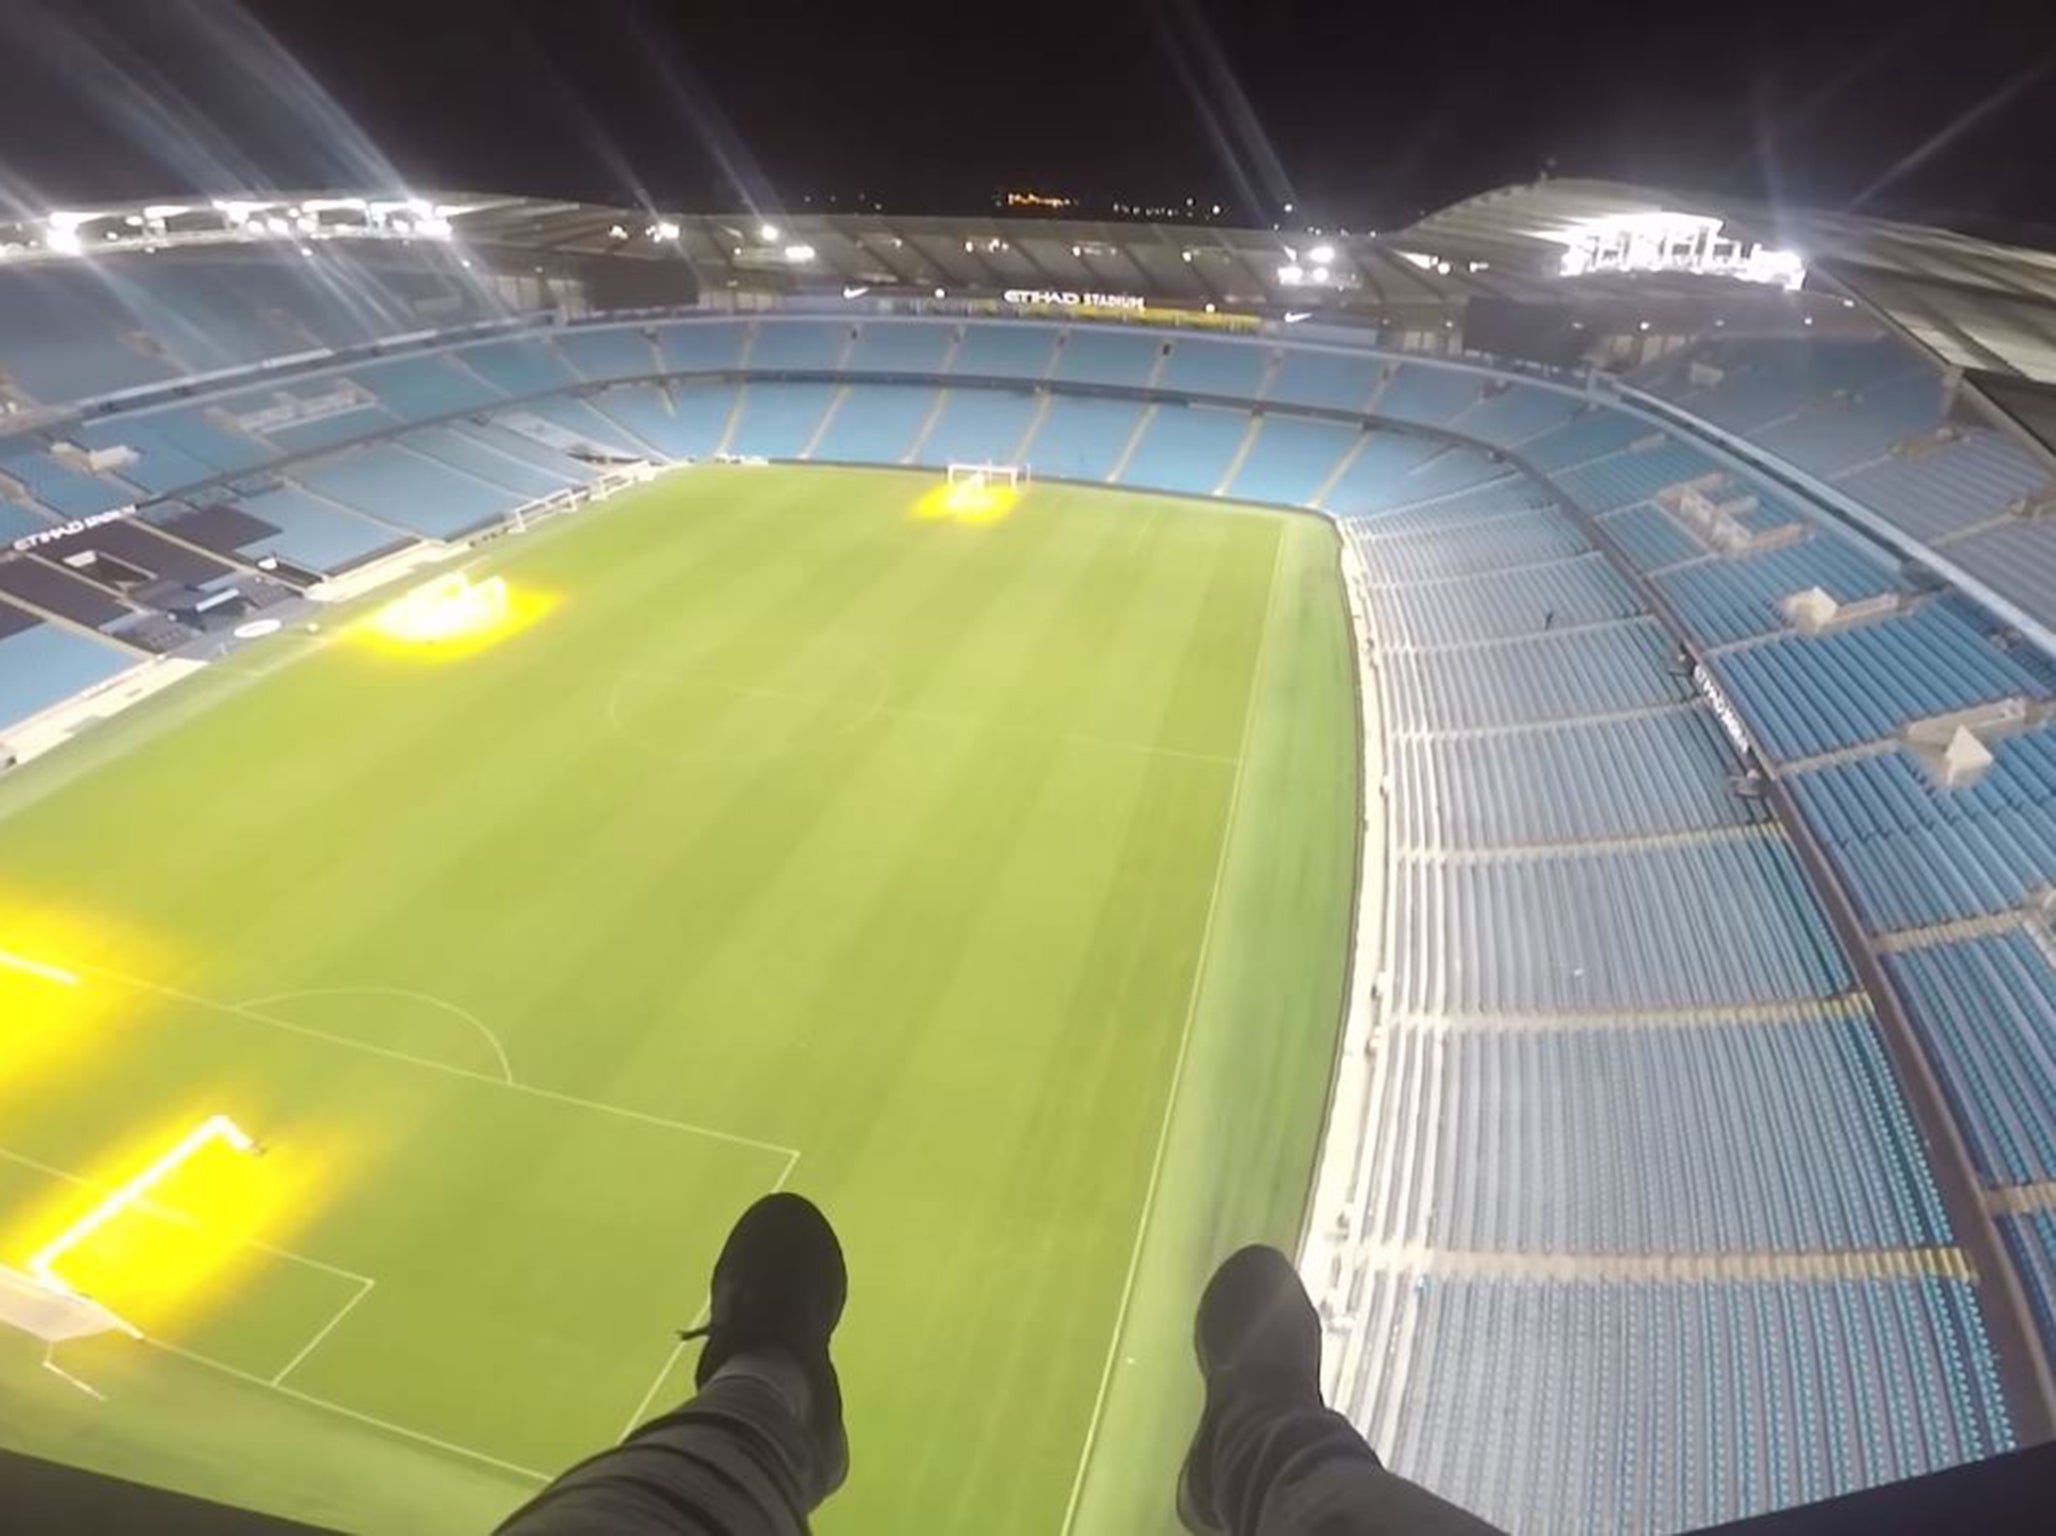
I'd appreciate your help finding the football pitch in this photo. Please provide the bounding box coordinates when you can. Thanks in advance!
[0,465,1359,1533]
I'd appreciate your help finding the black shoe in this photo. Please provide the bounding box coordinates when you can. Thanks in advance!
[680,1192,849,1497]
[1178,1245,1325,1533]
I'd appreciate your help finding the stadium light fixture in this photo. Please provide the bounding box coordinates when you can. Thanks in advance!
[934,286,946,298]
[652,221,681,241]
[609,224,629,239]
[1311,265,1330,284]
[1277,263,1305,284]
[1308,243,1335,265]
[783,243,815,262]
[759,222,781,241]
[1550,210,1805,290]
[43,213,91,256]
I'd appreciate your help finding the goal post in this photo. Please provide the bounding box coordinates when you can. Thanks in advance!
[946,461,1030,491]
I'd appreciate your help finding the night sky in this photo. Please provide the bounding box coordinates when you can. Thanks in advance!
[0,0,2051,235]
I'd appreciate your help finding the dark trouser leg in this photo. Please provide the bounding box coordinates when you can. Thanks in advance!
[496,1353,828,1536]
[1210,1388,1504,1536]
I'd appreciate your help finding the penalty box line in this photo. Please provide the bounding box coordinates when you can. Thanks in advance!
[614,1145,801,1442]
[68,960,800,1164]
[0,1141,375,1386]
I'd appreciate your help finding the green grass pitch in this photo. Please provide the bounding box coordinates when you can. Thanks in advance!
[0,465,1359,1533]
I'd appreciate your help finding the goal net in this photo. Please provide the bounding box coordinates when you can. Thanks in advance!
[946,462,1029,491]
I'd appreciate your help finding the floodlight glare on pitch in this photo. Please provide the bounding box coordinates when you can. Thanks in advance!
[916,464,1027,524]
[0,948,79,987]
[28,1115,258,1297]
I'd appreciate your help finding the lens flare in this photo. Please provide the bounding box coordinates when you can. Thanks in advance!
[353,572,554,660]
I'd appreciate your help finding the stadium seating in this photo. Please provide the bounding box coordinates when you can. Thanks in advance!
[1051,328,1160,388]
[1372,363,1482,428]
[557,326,660,384]
[226,485,407,571]
[653,320,749,375]
[2000,1212,2056,1357]
[1359,1010,1946,1251]
[458,338,581,398]
[1789,729,2056,934]
[0,616,134,730]
[0,447,130,517]
[1392,707,1760,849]
[1116,403,1251,496]
[748,320,849,373]
[909,388,1039,469]
[724,383,838,460]
[1369,1274,2010,1534]
[1455,383,1583,448]
[1885,932,2056,1186]
[0,502,52,543]
[1011,394,1139,481]
[1712,604,2048,763]
[295,444,524,540]
[352,355,504,420]
[1318,433,1462,514]
[951,323,1058,381]
[1833,432,2049,544]
[843,321,956,375]
[1265,347,1380,413]
[811,384,937,465]
[1656,537,1904,649]
[1157,336,1268,398]
[400,426,571,500]
[1553,439,1723,511]
[1224,416,1358,505]
[1349,505,1590,586]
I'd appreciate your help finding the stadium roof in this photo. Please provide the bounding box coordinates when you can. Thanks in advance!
[1401,179,2056,385]
[6,183,2054,388]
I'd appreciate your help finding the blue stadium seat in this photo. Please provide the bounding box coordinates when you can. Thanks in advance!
[1116,404,1252,496]
[1363,1012,1945,1251]
[911,388,1037,468]
[748,320,849,372]
[1793,733,2056,933]
[296,444,524,539]
[0,620,133,729]
[557,326,659,383]
[951,323,1059,381]
[653,320,749,374]
[1457,384,1583,448]
[457,338,581,397]
[811,384,938,465]
[1318,433,1455,514]
[843,322,956,375]
[1553,440,1723,511]
[1157,336,1268,398]
[0,448,130,517]
[1374,364,1483,428]
[723,383,838,459]
[1051,328,1160,388]
[1834,432,2050,543]
[1393,706,1759,848]
[1886,932,2056,1184]
[1224,416,1358,505]
[1350,505,1588,583]
[1713,604,2048,762]
[1656,536,1904,649]
[1016,395,1142,481]
[351,355,504,420]
[233,485,409,571]
[1366,550,1639,648]
[1265,348,1379,413]
[400,427,569,500]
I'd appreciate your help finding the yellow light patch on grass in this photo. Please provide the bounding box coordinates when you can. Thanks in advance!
[351,572,556,661]
[912,476,1023,525]
[0,894,173,1106]
[8,1111,332,1336]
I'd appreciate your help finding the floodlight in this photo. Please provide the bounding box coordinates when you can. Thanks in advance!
[1309,243,1335,264]
[44,213,89,256]
[783,244,815,262]
[759,222,781,241]
[609,224,629,239]
[934,286,946,298]
[1311,266,1330,284]
[653,221,681,241]
[1277,263,1304,284]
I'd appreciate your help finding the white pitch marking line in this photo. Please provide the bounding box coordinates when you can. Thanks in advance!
[242,986,515,1085]
[272,1276,375,1387]
[0,947,81,986]
[615,1148,803,1441]
[1057,532,1285,1536]
[70,962,798,1162]
[156,1340,549,1482]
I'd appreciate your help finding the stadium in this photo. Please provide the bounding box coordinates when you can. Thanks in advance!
[0,172,2054,1536]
